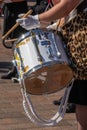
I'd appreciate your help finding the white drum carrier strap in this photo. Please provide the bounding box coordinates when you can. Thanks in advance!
[21,78,74,127]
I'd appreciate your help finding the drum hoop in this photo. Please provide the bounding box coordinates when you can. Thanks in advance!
[23,61,71,79]
[14,31,32,45]
[14,29,55,46]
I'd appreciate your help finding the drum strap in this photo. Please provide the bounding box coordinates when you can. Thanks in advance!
[20,78,74,127]
[45,0,53,11]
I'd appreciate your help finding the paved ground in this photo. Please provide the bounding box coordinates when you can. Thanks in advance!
[0,17,77,130]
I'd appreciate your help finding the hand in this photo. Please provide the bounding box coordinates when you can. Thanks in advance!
[47,23,58,30]
[16,15,40,30]
[47,22,62,31]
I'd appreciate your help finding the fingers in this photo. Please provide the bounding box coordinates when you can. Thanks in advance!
[16,18,26,25]
[18,13,25,18]
[16,14,40,31]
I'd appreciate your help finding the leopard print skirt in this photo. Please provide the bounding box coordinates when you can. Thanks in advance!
[62,11,87,80]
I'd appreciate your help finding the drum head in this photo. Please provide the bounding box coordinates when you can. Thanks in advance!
[24,63,73,95]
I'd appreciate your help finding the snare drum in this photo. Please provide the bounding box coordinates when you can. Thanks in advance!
[14,29,73,95]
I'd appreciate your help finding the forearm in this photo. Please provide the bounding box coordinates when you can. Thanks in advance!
[39,0,80,23]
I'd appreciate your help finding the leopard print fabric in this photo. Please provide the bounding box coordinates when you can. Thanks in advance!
[62,12,87,80]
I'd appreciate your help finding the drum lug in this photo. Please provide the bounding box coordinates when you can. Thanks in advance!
[57,52,61,58]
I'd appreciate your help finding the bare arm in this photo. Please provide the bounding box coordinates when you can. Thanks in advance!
[39,0,80,23]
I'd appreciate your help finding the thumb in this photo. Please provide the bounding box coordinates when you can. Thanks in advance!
[18,13,25,18]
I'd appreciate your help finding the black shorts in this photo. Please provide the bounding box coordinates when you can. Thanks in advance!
[68,80,87,105]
